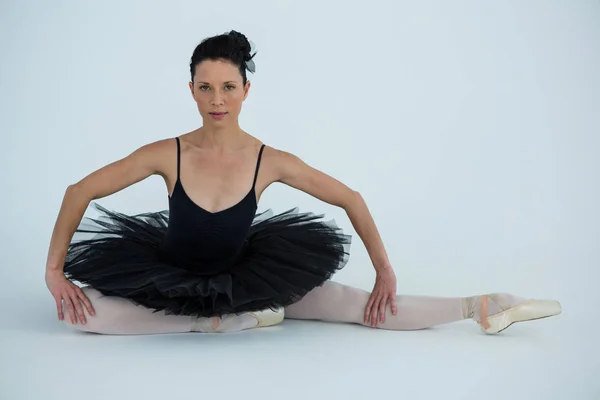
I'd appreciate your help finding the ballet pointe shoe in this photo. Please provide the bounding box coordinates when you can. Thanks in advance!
[248,307,285,328]
[200,307,284,333]
[476,294,562,334]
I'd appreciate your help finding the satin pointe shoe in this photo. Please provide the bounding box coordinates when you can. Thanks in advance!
[201,307,285,333]
[464,294,562,334]
[247,306,285,328]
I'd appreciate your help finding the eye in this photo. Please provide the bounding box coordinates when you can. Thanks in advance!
[198,85,234,91]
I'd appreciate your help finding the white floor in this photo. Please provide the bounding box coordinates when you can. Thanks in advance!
[0,282,595,400]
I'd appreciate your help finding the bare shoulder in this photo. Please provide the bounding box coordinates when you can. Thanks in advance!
[260,145,306,183]
[68,136,178,201]
[133,137,177,175]
[134,136,176,158]
[260,144,356,208]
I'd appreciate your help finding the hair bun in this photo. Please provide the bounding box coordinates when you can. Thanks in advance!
[226,30,251,59]
[223,30,257,72]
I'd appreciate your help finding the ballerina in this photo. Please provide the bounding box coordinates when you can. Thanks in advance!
[45,30,561,336]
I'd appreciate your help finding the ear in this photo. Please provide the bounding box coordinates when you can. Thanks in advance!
[243,80,251,100]
[188,81,194,96]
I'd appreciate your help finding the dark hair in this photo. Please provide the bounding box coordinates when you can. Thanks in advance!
[189,30,257,85]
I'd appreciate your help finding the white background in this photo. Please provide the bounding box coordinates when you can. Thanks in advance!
[0,1,598,399]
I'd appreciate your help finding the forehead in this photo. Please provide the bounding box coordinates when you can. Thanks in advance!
[194,59,242,82]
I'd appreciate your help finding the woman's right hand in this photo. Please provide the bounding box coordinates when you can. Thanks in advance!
[45,270,95,324]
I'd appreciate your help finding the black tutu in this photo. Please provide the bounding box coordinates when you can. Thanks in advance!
[63,202,352,317]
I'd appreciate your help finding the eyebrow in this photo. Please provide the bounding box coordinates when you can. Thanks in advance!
[197,81,237,84]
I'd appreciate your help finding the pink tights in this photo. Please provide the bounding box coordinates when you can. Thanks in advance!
[62,281,478,335]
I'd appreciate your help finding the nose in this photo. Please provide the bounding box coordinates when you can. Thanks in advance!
[210,92,224,106]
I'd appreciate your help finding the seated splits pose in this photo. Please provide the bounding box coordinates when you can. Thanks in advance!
[45,30,561,335]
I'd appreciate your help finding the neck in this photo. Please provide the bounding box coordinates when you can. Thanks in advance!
[191,123,247,151]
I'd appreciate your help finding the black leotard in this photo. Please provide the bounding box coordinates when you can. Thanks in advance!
[160,137,266,273]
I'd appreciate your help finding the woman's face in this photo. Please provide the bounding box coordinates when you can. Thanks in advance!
[188,59,251,126]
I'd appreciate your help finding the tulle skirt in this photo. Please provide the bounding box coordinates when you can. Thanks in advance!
[63,203,352,317]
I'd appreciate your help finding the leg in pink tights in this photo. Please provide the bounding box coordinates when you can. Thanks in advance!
[62,283,561,335]
[62,287,282,335]
[284,281,562,333]
[284,281,466,330]
[63,284,464,334]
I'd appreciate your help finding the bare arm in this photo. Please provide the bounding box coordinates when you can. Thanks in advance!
[272,148,392,272]
[45,139,171,275]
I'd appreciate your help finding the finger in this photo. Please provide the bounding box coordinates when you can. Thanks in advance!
[379,296,387,324]
[371,294,381,327]
[55,297,63,321]
[364,293,376,324]
[390,295,397,315]
[64,293,77,324]
[76,288,95,316]
[70,291,86,325]
[373,295,382,326]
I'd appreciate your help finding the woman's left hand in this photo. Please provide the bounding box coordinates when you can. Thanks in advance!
[364,266,397,327]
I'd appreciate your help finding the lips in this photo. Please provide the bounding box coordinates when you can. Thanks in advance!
[209,112,227,120]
